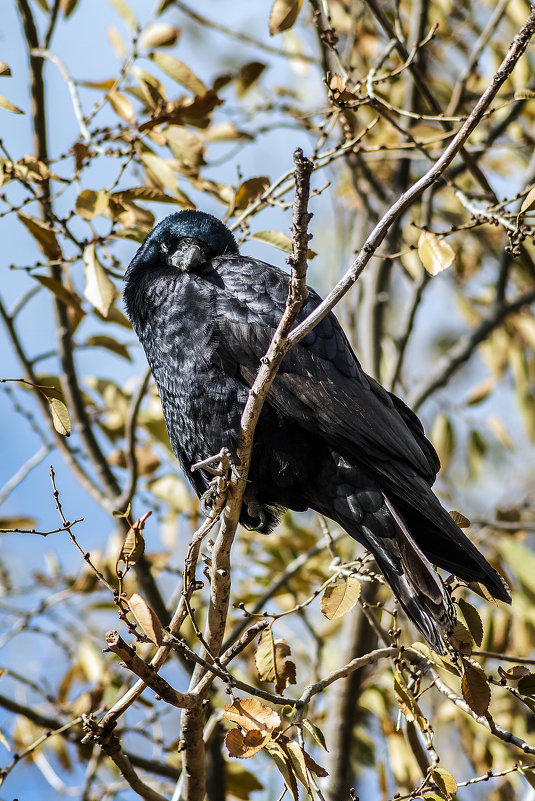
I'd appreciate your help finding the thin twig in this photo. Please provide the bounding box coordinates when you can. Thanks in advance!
[31,49,92,143]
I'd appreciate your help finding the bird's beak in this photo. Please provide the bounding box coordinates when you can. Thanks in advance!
[169,244,204,272]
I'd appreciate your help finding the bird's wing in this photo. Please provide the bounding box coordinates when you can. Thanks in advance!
[208,255,439,485]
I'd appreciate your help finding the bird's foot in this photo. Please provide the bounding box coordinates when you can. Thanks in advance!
[199,479,225,517]
[191,448,231,477]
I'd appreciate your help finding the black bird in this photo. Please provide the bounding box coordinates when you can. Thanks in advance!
[124,210,510,653]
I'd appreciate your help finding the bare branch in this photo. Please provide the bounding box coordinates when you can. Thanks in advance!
[105,631,199,709]
[288,7,535,348]
[407,288,535,410]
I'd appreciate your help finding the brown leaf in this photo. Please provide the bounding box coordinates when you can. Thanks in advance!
[48,397,71,436]
[32,274,84,313]
[449,510,470,528]
[109,445,160,475]
[329,73,359,102]
[255,631,296,694]
[467,377,495,405]
[234,176,270,210]
[73,142,90,170]
[517,673,535,695]
[140,23,180,49]
[458,598,483,646]
[18,213,62,260]
[13,156,58,184]
[303,748,329,777]
[225,763,264,797]
[224,727,268,759]
[109,0,136,29]
[108,25,127,60]
[497,665,531,683]
[418,231,455,276]
[449,620,473,654]
[113,186,176,204]
[251,229,317,259]
[76,189,110,220]
[85,335,131,361]
[83,244,116,317]
[127,593,163,645]
[60,0,79,16]
[108,90,136,124]
[461,661,490,716]
[0,62,11,77]
[236,62,266,97]
[430,412,454,472]
[130,67,167,110]
[520,186,535,214]
[269,0,303,35]
[149,52,207,95]
[116,520,146,574]
[165,126,206,174]
[139,152,179,197]
[320,576,361,620]
[0,516,37,530]
[393,669,429,733]
[0,94,24,114]
[223,699,280,735]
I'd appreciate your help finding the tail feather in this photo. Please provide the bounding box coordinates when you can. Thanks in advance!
[361,496,455,654]
[391,488,511,604]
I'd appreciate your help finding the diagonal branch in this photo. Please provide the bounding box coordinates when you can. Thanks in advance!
[407,288,535,410]
[287,6,535,349]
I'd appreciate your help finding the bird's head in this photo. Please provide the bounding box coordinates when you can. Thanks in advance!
[125,210,239,278]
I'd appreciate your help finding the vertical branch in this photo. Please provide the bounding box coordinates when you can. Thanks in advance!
[178,149,313,801]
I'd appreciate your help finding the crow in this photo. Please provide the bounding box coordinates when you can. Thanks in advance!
[124,210,510,653]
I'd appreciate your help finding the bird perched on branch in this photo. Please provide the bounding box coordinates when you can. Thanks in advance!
[124,210,510,653]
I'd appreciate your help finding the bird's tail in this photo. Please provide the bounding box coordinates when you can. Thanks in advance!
[340,495,456,653]
[374,496,455,653]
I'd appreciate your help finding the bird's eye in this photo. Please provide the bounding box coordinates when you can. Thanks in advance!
[161,242,169,254]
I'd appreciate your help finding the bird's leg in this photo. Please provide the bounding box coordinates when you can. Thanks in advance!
[191,448,231,476]
[192,449,232,519]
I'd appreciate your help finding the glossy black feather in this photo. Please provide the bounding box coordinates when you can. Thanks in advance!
[124,211,510,653]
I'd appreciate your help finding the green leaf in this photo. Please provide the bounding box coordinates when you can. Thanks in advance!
[302,718,328,751]
[265,741,298,801]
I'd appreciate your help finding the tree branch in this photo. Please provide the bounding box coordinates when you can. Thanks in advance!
[287,6,535,349]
